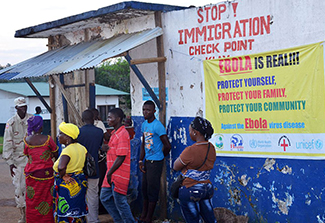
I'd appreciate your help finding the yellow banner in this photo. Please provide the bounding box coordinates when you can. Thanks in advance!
[204,42,325,134]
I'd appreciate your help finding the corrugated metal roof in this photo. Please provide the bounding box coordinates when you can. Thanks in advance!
[0,27,162,80]
[96,85,129,96]
[0,82,128,96]
[15,1,187,38]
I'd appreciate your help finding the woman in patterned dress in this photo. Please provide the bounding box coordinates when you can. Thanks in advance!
[24,115,58,222]
[53,122,88,223]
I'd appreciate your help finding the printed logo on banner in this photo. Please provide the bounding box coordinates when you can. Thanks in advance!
[296,139,324,150]
[249,139,257,148]
[203,42,325,159]
[210,134,224,150]
[316,139,324,150]
[214,134,224,150]
[249,139,272,149]
[230,134,244,151]
[278,135,291,152]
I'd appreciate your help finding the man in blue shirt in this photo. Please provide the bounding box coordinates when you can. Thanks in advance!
[138,100,171,223]
[34,106,42,117]
[78,109,104,223]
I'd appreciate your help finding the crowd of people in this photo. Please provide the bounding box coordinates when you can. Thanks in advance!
[2,96,217,223]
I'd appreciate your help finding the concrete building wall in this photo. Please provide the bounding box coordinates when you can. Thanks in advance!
[129,38,158,116]
[127,1,325,221]
[158,0,325,118]
[0,91,28,123]
[0,93,50,122]
[156,1,325,222]
[96,95,119,107]
[0,91,118,124]
[45,1,325,221]
[64,14,156,44]
[27,97,51,119]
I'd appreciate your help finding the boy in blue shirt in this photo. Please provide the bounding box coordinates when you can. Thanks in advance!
[138,100,171,223]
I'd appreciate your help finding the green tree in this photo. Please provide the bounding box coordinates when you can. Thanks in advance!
[0,63,11,82]
[95,58,131,109]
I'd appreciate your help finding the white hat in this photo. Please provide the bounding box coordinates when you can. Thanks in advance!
[14,97,27,107]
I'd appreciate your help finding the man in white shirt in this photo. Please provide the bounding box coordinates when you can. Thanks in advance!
[2,97,33,223]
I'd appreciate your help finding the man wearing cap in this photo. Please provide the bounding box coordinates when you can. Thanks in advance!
[2,97,33,223]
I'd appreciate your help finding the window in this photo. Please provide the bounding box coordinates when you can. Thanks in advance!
[98,105,115,126]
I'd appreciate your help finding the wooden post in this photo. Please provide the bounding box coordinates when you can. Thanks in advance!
[155,11,168,220]
[49,76,57,141]
[130,56,166,65]
[52,75,84,126]
[47,36,54,51]
[24,78,52,113]
[48,36,57,140]
[155,11,166,128]
[88,69,96,108]
[85,69,90,108]
[84,29,90,108]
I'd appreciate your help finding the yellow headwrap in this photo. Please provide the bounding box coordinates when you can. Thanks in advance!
[59,122,80,140]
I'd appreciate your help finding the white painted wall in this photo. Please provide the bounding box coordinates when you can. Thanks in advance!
[96,95,119,107]
[0,91,30,123]
[0,92,119,124]
[27,97,51,120]
[0,95,51,123]
[131,0,325,118]
[65,14,156,44]
[130,39,159,116]
[57,0,325,120]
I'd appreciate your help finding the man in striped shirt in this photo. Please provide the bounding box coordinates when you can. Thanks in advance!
[100,108,135,223]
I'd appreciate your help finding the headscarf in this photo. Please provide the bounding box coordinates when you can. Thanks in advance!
[27,115,43,136]
[190,116,214,140]
[59,122,80,140]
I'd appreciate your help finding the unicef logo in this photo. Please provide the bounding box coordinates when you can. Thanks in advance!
[249,139,257,148]
[315,139,323,150]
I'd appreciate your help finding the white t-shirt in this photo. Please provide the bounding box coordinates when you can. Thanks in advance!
[94,120,107,133]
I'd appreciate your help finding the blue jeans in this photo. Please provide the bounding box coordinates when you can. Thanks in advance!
[100,185,135,223]
[179,183,217,223]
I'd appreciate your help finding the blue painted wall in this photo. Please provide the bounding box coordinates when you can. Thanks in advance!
[128,116,144,215]
[131,116,325,222]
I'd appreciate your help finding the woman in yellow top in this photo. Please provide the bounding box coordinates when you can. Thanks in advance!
[53,122,88,223]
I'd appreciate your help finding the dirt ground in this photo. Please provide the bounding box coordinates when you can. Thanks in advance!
[0,156,20,223]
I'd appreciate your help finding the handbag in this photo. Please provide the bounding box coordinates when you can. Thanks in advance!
[170,174,184,198]
[83,152,97,177]
[98,149,107,163]
[170,143,211,199]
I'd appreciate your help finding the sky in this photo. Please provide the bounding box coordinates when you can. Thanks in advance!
[0,0,215,66]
